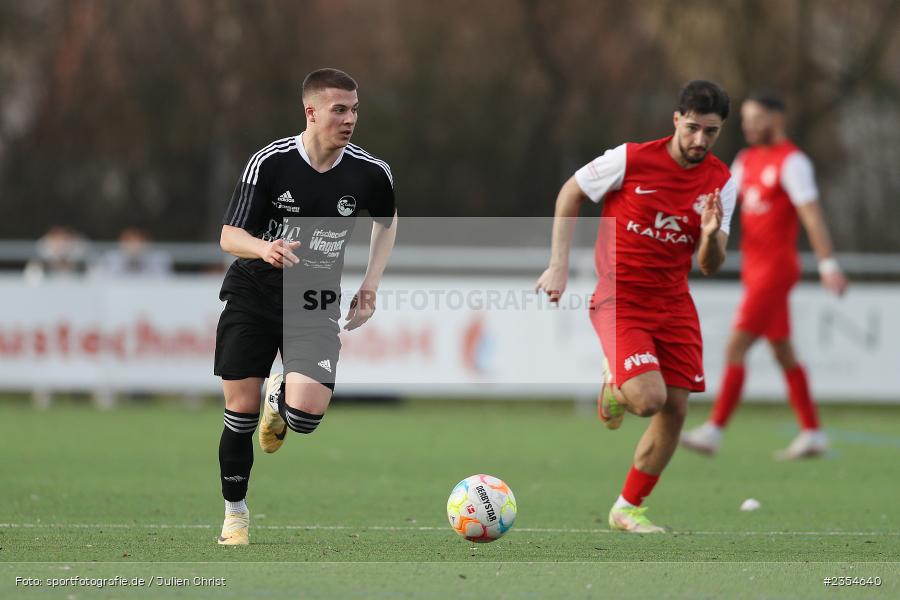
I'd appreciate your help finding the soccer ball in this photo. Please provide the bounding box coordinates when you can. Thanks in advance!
[446,474,517,542]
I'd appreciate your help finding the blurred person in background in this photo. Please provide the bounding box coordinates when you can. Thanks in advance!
[23,226,89,284]
[89,227,173,278]
[87,227,174,406]
[681,91,848,460]
[23,227,90,408]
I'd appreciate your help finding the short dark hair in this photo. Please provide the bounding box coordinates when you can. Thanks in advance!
[301,68,357,102]
[746,89,786,112]
[676,80,730,120]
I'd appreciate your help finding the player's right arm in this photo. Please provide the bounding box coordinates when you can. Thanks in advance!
[220,140,301,269]
[536,144,626,302]
[535,176,587,302]
[219,225,300,268]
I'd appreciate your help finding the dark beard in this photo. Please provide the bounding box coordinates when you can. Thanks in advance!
[679,139,707,164]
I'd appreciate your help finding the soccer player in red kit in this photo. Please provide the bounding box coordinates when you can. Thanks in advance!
[536,81,736,533]
[681,91,847,460]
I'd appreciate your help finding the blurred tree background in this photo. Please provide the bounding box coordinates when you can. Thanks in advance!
[0,0,898,249]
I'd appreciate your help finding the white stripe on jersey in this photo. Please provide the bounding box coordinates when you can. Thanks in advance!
[345,143,393,187]
[346,143,392,179]
[233,138,293,226]
[248,140,296,186]
[232,137,296,227]
[240,137,294,183]
[232,181,251,228]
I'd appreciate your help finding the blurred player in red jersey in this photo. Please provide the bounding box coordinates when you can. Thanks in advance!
[681,91,848,460]
[536,81,736,533]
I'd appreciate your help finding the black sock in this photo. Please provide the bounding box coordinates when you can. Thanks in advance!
[275,381,287,421]
[219,409,259,501]
[284,404,324,434]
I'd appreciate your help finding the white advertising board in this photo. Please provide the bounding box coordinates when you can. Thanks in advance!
[0,275,897,401]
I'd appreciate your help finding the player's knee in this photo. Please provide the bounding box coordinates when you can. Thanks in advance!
[632,391,666,417]
[726,332,756,364]
[770,342,797,370]
[284,405,324,435]
[223,379,264,414]
[224,396,260,415]
[777,351,797,370]
[725,349,745,365]
[725,342,744,364]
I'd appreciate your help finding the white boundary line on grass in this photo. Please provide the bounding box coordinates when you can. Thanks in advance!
[3,561,900,565]
[1,523,897,536]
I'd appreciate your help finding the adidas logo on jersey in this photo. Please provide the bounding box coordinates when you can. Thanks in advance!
[318,359,332,373]
[278,190,295,203]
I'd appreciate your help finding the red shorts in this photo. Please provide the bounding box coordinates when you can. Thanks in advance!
[590,290,705,392]
[734,279,796,341]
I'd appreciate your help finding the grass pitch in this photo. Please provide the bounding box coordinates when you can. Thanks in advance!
[2,398,898,599]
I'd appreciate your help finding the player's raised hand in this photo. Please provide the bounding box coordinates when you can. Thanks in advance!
[535,264,568,303]
[343,288,376,330]
[262,239,301,269]
[701,188,723,238]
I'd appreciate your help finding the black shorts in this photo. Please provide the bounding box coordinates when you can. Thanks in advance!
[214,294,340,391]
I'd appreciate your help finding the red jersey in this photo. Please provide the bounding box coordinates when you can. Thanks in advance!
[575,136,736,297]
[732,140,818,285]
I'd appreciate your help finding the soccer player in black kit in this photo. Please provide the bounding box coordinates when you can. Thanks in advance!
[214,69,397,545]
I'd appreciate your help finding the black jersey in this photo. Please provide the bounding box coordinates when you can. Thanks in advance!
[220,134,395,302]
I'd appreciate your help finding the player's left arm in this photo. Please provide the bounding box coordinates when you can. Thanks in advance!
[796,202,847,296]
[697,177,736,276]
[344,211,397,331]
[783,152,848,296]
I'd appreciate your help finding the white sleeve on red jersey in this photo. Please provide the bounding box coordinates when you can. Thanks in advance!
[719,176,737,235]
[574,143,626,203]
[729,151,745,197]
[781,151,819,206]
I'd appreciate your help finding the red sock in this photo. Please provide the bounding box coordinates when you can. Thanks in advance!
[785,365,820,430]
[621,465,660,506]
[709,364,746,428]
